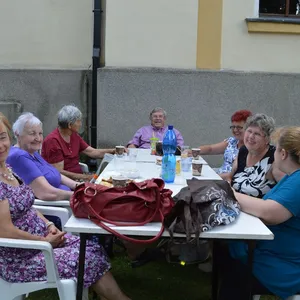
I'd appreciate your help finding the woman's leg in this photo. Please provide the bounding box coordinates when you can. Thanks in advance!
[92,271,131,300]
[215,241,271,300]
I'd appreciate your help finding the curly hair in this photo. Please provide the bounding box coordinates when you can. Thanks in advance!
[231,110,252,123]
[244,113,275,139]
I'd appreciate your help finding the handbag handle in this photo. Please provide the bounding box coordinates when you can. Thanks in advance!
[85,185,165,244]
[89,210,165,244]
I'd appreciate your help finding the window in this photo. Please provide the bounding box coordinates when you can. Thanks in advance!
[259,0,300,17]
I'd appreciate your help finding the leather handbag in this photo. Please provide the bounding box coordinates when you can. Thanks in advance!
[70,178,174,244]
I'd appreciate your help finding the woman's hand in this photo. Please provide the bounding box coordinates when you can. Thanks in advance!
[45,230,66,248]
[47,224,58,235]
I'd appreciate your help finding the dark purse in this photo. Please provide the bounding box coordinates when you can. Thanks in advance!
[164,179,240,240]
[70,178,174,244]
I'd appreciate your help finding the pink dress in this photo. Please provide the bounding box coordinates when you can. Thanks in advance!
[0,175,110,287]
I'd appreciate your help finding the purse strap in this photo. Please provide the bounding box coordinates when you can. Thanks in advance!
[89,210,165,244]
[84,181,165,244]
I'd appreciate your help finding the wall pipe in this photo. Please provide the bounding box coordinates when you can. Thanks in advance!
[91,0,101,148]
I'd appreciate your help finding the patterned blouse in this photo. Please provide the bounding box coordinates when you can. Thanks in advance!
[218,137,239,174]
[231,145,276,198]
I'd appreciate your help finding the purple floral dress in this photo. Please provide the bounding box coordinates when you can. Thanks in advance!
[0,176,110,287]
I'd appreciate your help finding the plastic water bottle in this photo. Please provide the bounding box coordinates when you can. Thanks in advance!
[161,125,177,183]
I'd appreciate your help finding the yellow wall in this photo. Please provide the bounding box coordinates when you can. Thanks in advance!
[196,0,223,69]
[105,0,198,68]
[0,0,93,69]
[221,0,300,73]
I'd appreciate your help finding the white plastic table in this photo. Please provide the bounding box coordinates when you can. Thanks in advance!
[65,150,274,300]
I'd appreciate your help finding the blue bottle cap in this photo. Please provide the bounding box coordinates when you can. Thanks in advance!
[168,125,173,130]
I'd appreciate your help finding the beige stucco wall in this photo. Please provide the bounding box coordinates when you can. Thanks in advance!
[105,0,198,68]
[0,0,93,69]
[221,0,300,73]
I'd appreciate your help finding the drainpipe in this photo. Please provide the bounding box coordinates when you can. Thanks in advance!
[91,0,101,148]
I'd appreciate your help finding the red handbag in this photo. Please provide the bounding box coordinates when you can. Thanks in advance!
[70,178,174,244]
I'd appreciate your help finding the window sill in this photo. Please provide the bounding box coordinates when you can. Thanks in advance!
[246,17,300,34]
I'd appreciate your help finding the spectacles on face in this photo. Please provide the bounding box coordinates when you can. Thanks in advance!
[230,125,243,131]
[245,128,265,138]
[151,114,164,120]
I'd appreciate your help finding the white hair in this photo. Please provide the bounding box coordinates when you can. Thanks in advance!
[57,104,82,129]
[150,107,167,118]
[12,112,42,138]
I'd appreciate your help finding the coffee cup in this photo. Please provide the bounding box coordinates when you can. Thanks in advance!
[192,160,203,176]
[191,148,201,160]
[115,145,125,156]
[112,176,128,187]
[155,141,163,156]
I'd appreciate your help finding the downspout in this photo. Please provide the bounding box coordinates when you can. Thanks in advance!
[91,0,101,148]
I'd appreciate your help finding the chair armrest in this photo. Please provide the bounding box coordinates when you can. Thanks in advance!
[34,198,70,207]
[0,237,59,283]
[0,238,51,251]
[79,162,89,173]
[33,205,70,228]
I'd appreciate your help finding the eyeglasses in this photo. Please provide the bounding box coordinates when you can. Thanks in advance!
[245,129,265,138]
[230,125,244,130]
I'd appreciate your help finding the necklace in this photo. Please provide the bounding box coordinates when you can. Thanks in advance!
[0,166,14,181]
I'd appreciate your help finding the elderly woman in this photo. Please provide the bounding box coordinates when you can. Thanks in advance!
[0,112,130,300]
[42,105,115,181]
[127,107,184,149]
[7,113,76,200]
[227,113,284,198]
[216,126,300,300]
[198,110,252,176]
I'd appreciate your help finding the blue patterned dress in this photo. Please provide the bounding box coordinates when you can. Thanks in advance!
[217,137,239,174]
[0,175,110,287]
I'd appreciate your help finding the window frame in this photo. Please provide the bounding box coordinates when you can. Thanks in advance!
[259,0,300,18]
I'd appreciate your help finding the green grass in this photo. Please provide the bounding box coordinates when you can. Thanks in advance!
[27,252,279,300]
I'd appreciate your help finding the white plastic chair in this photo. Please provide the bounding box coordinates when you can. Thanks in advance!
[34,199,72,217]
[0,205,88,300]
[96,153,114,176]
[79,162,89,174]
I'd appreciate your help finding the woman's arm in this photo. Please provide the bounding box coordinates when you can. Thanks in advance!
[221,158,238,183]
[30,176,73,201]
[60,174,77,190]
[233,190,292,225]
[51,161,93,181]
[199,140,228,155]
[0,200,45,241]
[0,200,66,247]
[82,146,115,159]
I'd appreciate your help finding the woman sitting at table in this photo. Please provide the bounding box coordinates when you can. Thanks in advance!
[225,113,284,198]
[0,112,131,300]
[197,109,252,177]
[42,104,115,181]
[7,112,76,200]
[217,126,300,299]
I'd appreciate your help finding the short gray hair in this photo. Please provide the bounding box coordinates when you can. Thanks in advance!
[149,107,167,118]
[245,113,275,139]
[12,112,42,138]
[57,105,82,129]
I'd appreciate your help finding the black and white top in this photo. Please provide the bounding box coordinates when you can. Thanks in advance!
[232,145,276,198]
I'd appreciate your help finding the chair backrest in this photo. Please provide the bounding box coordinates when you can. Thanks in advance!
[96,153,114,176]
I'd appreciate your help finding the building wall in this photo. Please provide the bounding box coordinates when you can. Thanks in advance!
[0,70,91,139]
[105,0,198,68]
[221,0,300,73]
[97,67,300,167]
[0,0,93,69]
